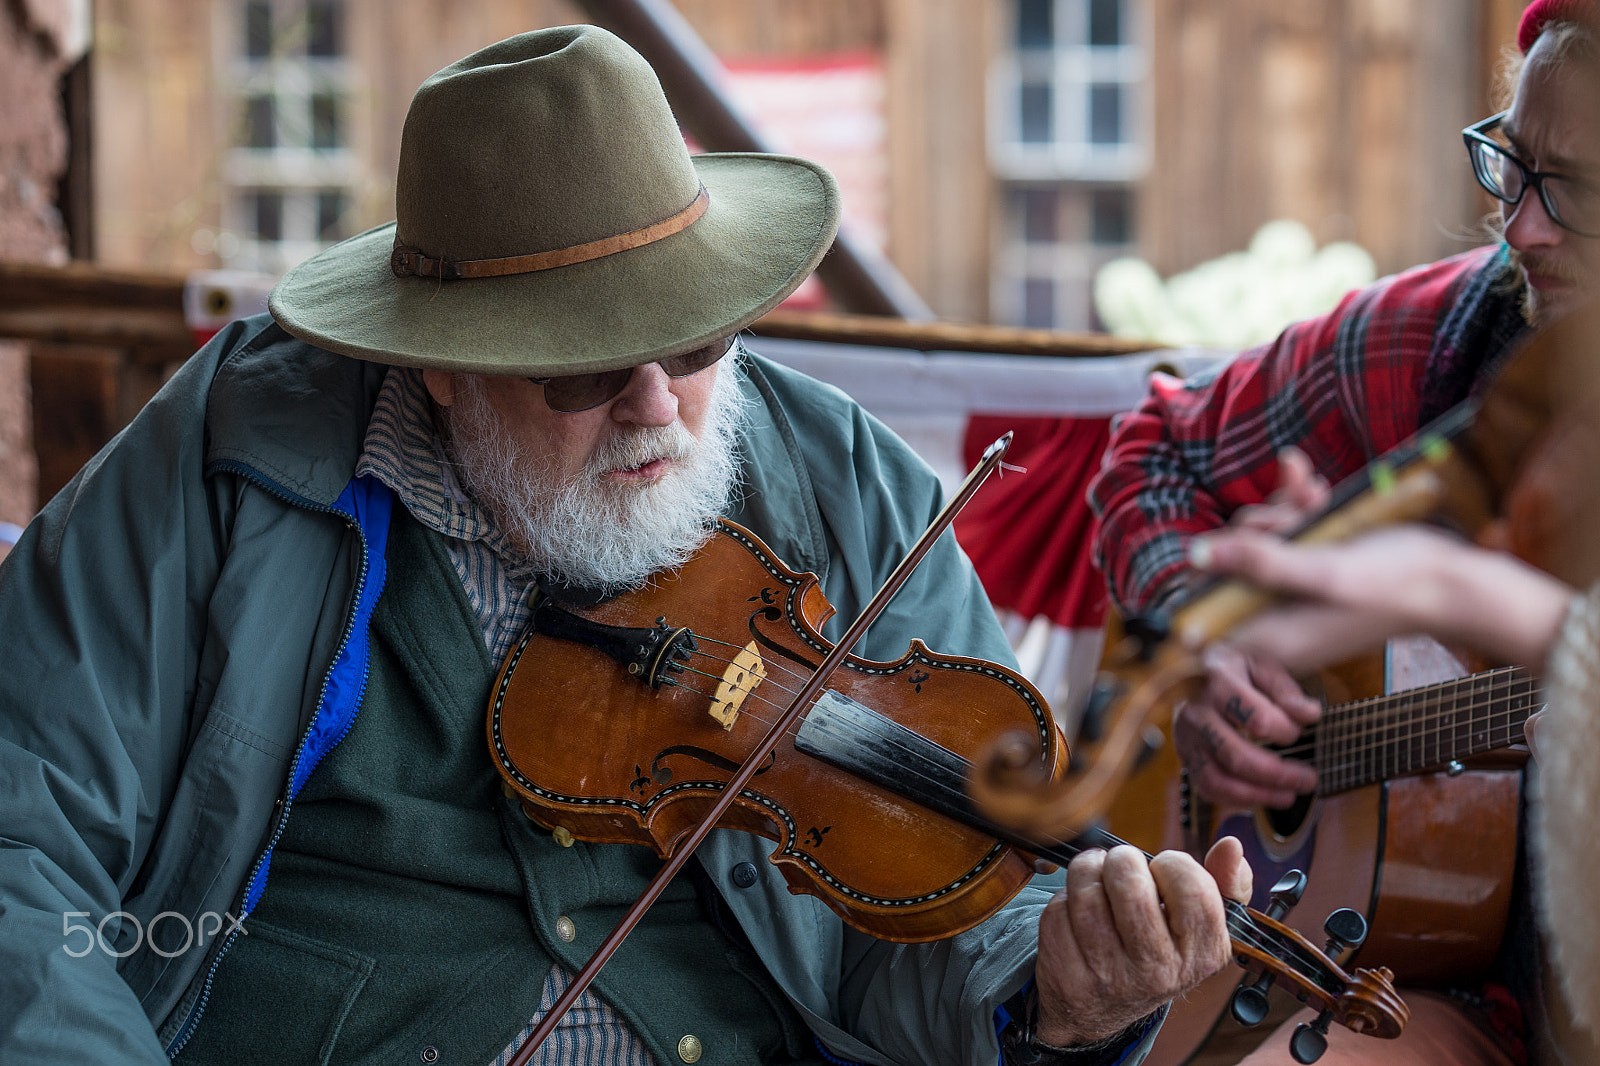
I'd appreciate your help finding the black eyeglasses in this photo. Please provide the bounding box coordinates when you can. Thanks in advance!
[528,334,738,413]
[1463,112,1600,238]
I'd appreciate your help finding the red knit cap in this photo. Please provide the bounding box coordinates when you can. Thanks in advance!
[1519,0,1600,52]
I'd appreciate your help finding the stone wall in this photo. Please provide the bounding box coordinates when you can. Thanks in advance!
[0,0,77,531]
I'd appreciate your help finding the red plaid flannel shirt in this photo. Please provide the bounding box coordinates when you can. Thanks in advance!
[1090,244,1526,614]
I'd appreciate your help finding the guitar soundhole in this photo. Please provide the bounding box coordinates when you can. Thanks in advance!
[1263,791,1314,839]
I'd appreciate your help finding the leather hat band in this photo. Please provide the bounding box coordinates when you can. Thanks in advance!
[391,185,710,280]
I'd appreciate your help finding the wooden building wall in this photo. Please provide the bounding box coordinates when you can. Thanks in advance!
[1143,0,1533,279]
[88,0,998,320]
[86,1,1533,318]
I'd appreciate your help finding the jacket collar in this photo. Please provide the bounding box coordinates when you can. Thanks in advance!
[205,316,390,508]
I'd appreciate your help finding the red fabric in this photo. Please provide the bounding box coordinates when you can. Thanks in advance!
[1088,247,1502,613]
[954,414,1112,630]
[1519,0,1600,51]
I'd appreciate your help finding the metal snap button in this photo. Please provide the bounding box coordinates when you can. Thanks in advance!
[420,1046,439,1063]
[730,861,759,888]
[678,1034,703,1063]
[556,916,576,942]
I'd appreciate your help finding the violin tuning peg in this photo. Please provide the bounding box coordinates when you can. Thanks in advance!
[1074,675,1121,744]
[1267,870,1308,920]
[1321,907,1368,958]
[1122,612,1170,660]
[1131,726,1165,771]
[1288,1010,1333,1064]
[1229,981,1272,1027]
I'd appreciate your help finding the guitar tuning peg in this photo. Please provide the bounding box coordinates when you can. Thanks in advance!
[1321,908,1368,958]
[1267,870,1308,921]
[1289,1009,1334,1063]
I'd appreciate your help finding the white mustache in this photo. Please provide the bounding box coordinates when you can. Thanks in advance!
[587,424,696,477]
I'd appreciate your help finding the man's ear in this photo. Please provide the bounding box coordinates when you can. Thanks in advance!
[422,368,456,407]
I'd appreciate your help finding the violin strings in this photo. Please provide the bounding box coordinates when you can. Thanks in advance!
[686,633,816,686]
[638,654,1349,990]
[785,710,1339,982]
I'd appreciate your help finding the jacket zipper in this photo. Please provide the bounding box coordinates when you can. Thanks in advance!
[165,461,377,1057]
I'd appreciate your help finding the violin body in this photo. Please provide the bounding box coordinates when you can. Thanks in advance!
[489,519,1064,943]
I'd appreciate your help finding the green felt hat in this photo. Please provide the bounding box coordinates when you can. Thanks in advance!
[269,25,841,376]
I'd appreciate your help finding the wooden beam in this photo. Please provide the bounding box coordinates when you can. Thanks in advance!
[0,260,192,363]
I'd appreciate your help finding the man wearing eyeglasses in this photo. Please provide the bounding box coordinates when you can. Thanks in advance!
[1089,2,1600,1064]
[0,25,1253,1066]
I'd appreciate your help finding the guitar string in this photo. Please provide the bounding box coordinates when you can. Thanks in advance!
[1276,673,1539,760]
[1281,668,1535,758]
[1309,672,1540,790]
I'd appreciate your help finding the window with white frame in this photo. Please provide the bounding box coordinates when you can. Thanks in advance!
[992,0,1147,180]
[991,0,1144,330]
[219,0,358,273]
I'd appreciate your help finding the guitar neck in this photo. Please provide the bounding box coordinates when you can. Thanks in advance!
[1312,666,1542,795]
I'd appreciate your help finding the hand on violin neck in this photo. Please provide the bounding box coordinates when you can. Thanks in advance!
[1173,644,1320,809]
[1193,523,1575,671]
[1034,839,1250,1048]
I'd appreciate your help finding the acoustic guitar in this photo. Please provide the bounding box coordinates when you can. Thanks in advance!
[1104,636,1540,1066]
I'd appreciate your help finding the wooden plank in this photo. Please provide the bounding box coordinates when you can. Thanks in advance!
[752,309,1162,356]
[29,345,123,503]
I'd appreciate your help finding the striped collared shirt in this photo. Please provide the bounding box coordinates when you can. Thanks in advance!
[355,366,539,664]
[356,366,659,1066]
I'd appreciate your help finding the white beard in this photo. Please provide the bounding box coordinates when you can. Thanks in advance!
[444,360,748,591]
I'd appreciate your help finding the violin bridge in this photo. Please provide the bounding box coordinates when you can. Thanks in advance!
[708,642,766,731]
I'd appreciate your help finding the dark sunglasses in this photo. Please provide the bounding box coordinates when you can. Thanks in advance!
[527,335,739,413]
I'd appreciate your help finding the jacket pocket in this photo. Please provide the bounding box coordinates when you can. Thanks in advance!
[174,919,374,1066]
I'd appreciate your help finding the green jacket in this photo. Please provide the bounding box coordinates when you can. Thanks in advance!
[0,317,1158,1065]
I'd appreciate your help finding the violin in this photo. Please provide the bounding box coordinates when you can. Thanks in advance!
[487,503,1408,1061]
[967,301,1600,846]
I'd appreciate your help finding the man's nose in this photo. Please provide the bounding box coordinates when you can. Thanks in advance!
[1503,187,1564,251]
[610,362,679,427]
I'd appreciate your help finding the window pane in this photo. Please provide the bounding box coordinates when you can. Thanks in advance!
[245,96,275,148]
[317,190,345,240]
[311,94,342,149]
[1089,84,1122,144]
[1089,0,1123,47]
[1091,187,1133,244]
[244,2,272,58]
[1018,0,1053,49]
[1023,278,1055,328]
[307,1,343,57]
[253,191,284,241]
[1020,82,1052,143]
[1019,188,1058,243]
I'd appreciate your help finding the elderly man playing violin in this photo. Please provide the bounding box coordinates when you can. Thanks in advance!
[1090,2,1600,1064]
[0,27,1249,1066]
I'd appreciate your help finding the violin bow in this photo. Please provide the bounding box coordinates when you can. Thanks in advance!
[504,432,1016,1065]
